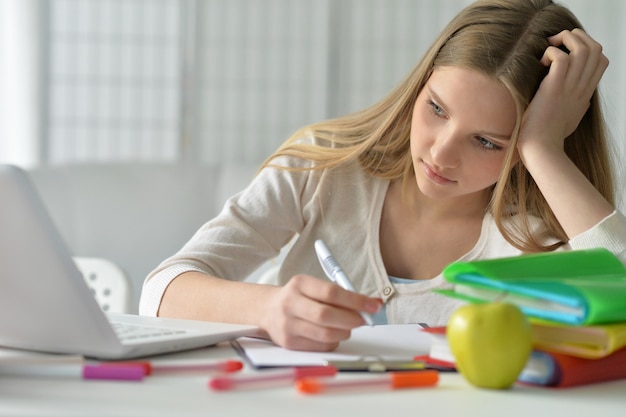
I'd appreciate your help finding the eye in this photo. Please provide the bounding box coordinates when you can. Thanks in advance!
[476,136,503,151]
[427,100,446,117]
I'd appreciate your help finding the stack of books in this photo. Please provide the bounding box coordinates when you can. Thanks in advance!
[429,248,626,388]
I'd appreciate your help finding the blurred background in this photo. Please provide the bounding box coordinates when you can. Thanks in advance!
[1,0,624,311]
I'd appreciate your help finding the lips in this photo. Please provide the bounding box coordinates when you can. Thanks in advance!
[422,161,454,184]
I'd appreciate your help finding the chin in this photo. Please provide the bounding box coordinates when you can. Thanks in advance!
[416,180,454,200]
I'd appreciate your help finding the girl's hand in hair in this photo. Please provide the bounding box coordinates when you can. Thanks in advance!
[260,274,382,351]
[514,29,613,239]
[517,28,608,161]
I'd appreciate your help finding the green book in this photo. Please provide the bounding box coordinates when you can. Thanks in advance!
[436,248,626,326]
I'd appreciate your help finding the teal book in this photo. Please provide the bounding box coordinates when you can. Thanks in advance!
[437,248,626,326]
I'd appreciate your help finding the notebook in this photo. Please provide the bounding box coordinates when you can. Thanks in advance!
[233,324,432,369]
[437,249,626,325]
[0,164,259,360]
[530,320,626,359]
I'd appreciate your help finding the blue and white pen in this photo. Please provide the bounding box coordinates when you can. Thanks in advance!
[314,239,375,326]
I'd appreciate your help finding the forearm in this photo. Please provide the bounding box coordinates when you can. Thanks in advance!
[569,210,626,265]
[158,271,277,329]
[520,144,614,239]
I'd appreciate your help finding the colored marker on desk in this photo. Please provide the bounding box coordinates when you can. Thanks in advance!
[104,359,243,376]
[297,370,439,394]
[314,239,375,326]
[209,366,338,391]
[0,363,145,381]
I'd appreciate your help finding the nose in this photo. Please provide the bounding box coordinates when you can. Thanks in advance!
[430,127,460,169]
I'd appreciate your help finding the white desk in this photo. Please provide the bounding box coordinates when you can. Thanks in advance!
[1,342,624,417]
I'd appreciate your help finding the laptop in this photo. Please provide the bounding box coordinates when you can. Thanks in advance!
[0,164,259,360]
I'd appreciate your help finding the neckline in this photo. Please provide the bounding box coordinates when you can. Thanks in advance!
[370,178,492,282]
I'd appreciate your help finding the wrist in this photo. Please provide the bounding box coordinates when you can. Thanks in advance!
[517,137,565,168]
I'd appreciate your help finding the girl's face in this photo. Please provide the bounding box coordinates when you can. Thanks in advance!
[410,66,517,203]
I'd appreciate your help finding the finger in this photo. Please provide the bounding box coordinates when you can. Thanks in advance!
[549,29,607,99]
[284,276,367,329]
[548,30,589,91]
[291,274,381,318]
[572,29,609,99]
[569,29,606,95]
[589,53,609,96]
[549,30,590,73]
[276,330,341,352]
[284,337,339,352]
[276,318,351,351]
[267,309,349,351]
[288,286,366,329]
[540,45,569,93]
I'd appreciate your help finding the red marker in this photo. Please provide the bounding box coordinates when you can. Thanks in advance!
[209,366,338,391]
[103,359,243,376]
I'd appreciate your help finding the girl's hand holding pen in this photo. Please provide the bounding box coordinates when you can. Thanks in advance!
[261,275,382,352]
[314,239,376,326]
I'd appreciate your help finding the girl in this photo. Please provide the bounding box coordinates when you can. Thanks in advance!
[140,0,626,351]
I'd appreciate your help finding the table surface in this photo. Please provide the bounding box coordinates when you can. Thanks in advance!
[1,342,624,417]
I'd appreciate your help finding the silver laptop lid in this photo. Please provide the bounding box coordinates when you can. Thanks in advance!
[0,164,129,355]
[0,164,260,360]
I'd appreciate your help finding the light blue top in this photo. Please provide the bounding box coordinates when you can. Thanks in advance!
[372,277,431,325]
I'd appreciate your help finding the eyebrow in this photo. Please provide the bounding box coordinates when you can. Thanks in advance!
[427,86,512,142]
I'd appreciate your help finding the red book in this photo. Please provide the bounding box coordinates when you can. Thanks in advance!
[530,347,626,388]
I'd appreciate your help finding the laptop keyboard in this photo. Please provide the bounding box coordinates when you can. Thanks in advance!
[111,322,188,341]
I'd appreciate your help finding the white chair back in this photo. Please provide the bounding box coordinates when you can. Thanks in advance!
[73,257,132,314]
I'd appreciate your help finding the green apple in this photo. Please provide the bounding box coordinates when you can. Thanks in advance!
[447,302,532,390]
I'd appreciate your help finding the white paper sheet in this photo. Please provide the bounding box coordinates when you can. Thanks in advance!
[233,324,432,368]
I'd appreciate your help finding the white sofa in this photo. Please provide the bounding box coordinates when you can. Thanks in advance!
[28,163,265,313]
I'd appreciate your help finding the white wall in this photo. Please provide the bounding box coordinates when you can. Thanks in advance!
[194,0,475,165]
[0,0,624,203]
[563,0,626,207]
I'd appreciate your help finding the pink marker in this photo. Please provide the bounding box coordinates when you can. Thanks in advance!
[209,366,338,391]
[0,363,145,381]
[82,364,145,381]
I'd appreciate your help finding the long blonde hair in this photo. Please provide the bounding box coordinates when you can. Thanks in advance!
[262,0,615,253]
